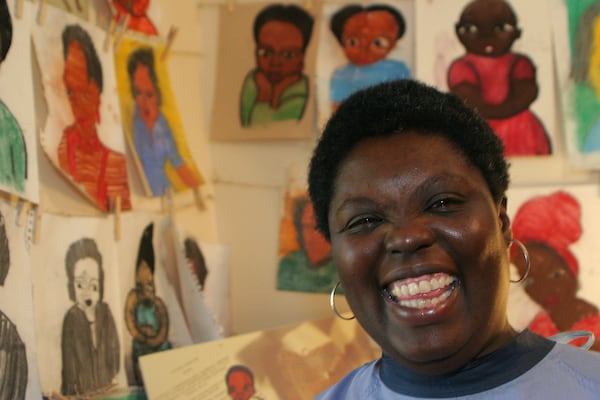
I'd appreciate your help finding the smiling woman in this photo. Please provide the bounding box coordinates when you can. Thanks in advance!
[308,79,600,399]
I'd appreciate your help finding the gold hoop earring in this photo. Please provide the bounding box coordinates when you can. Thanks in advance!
[510,239,530,283]
[330,281,355,320]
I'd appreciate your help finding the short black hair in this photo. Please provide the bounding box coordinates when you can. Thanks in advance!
[308,79,510,240]
[184,238,208,290]
[136,223,155,276]
[62,24,103,93]
[65,238,104,301]
[0,210,9,286]
[330,4,406,45]
[225,364,254,384]
[0,0,13,63]
[253,4,314,51]
[127,47,162,105]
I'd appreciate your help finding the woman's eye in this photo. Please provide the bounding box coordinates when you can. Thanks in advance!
[429,197,462,211]
[372,37,390,49]
[345,216,382,233]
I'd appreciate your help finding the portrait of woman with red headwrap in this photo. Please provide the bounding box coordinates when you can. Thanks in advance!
[511,190,600,351]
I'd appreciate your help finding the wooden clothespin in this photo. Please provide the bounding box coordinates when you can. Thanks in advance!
[165,186,176,224]
[33,202,42,245]
[305,0,313,11]
[15,0,24,18]
[37,0,47,26]
[17,200,31,227]
[161,26,179,61]
[192,187,205,211]
[112,196,122,241]
[9,193,19,207]
[227,0,235,13]
[103,16,118,52]
[113,13,130,52]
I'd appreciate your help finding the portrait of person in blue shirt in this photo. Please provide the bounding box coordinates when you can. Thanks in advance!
[309,79,600,399]
[329,4,411,111]
[127,47,201,196]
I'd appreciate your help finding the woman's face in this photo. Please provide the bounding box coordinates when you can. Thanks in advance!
[133,63,159,130]
[456,0,520,57]
[255,20,305,84]
[63,41,100,128]
[136,261,155,298]
[328,132,513,374]
[341,10,399,66]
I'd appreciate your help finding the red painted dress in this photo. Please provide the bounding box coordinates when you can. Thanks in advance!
[58,125,132,212]
[529,310,600,348]
[448,52,551,156]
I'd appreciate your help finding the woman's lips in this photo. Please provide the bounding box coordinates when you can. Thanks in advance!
[384,272,458,309]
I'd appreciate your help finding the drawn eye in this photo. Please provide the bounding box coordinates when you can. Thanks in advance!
[495,23,516,33]
[458,24,478,35]
[373,37,390,49]
[91,284,98,292]
[281,51,297,59]
[76,283,83,289]
[345,37,359,47]
[257,48,272,58]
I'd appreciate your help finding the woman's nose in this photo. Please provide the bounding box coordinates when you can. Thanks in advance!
[384,220,435,254]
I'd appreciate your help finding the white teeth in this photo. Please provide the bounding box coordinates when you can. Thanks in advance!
[398,289,452,309]
[419,280,431,292]
[408,282,419,296]
[431,278,440,290]
[390,275,456,298]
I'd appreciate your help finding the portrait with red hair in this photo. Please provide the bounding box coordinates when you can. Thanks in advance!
[511,190,600,351]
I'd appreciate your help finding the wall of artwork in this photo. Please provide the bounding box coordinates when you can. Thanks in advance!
[2,0,600,397]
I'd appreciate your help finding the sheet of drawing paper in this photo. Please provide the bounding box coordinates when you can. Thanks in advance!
[0,199,43,398]
[30,213,127,395]
[116,212,192,386]
[141,316,381,400]
[505,183,600,347]
[210,2,320,140]
[316,0,415,129]
[32,5,133,213]
[415,0,557,158]
[170,225,229,340]
[46,0,90,20]
[0,1,40,202]
[114,35,204,197]
[552,0,600,168]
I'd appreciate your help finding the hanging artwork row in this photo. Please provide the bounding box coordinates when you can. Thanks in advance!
[0,0,205,214]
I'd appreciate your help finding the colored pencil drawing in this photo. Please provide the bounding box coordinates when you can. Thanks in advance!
[448,0,551,156]
[61,238,120,396]
[115,37,203,197]
[125,223,172,385]
[33,7,131,212]
[329,4,411,111]
[239,4,314,127]
[226,365,263,400]
[184,237,208,291]
[277,191,338,293]
[0,209,28,399]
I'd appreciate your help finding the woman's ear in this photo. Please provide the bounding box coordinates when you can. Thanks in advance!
[499,197,512,245]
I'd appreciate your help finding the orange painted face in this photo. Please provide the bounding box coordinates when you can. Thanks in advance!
[300,201,332,267]
[226,370,255,400]
[63,41,100,129]
[341,10,399,66]
[132,64,159,130]
[255,20,305,83]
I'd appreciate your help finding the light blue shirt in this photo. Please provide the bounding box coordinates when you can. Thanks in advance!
[133,107,183,196]
[331,59,411,104]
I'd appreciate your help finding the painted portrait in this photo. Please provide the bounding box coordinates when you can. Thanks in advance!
[61,238,120,395]
[114,36,204,197]
[32,7,132,212]
[0,0,39,202]
[277,191,338,293]
[211,2,320,140]
[225,365,262,400]
[416,0,555,159]
[506,184,600,352]
[316,0,414,126]
[111,0,159,36]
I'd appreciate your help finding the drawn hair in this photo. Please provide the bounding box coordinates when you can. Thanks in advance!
[0,210,9,286]
[292,197,311,251]
[127,47,162,105]
[184,238,208,290]
[0,0,13,62]
[136,223,155,277]
[330,4,406,45]
[62,24,104,93]
[253,4,314,51]
[65,238,104,301]
[571,2,600,83]
[225,364,254,384]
